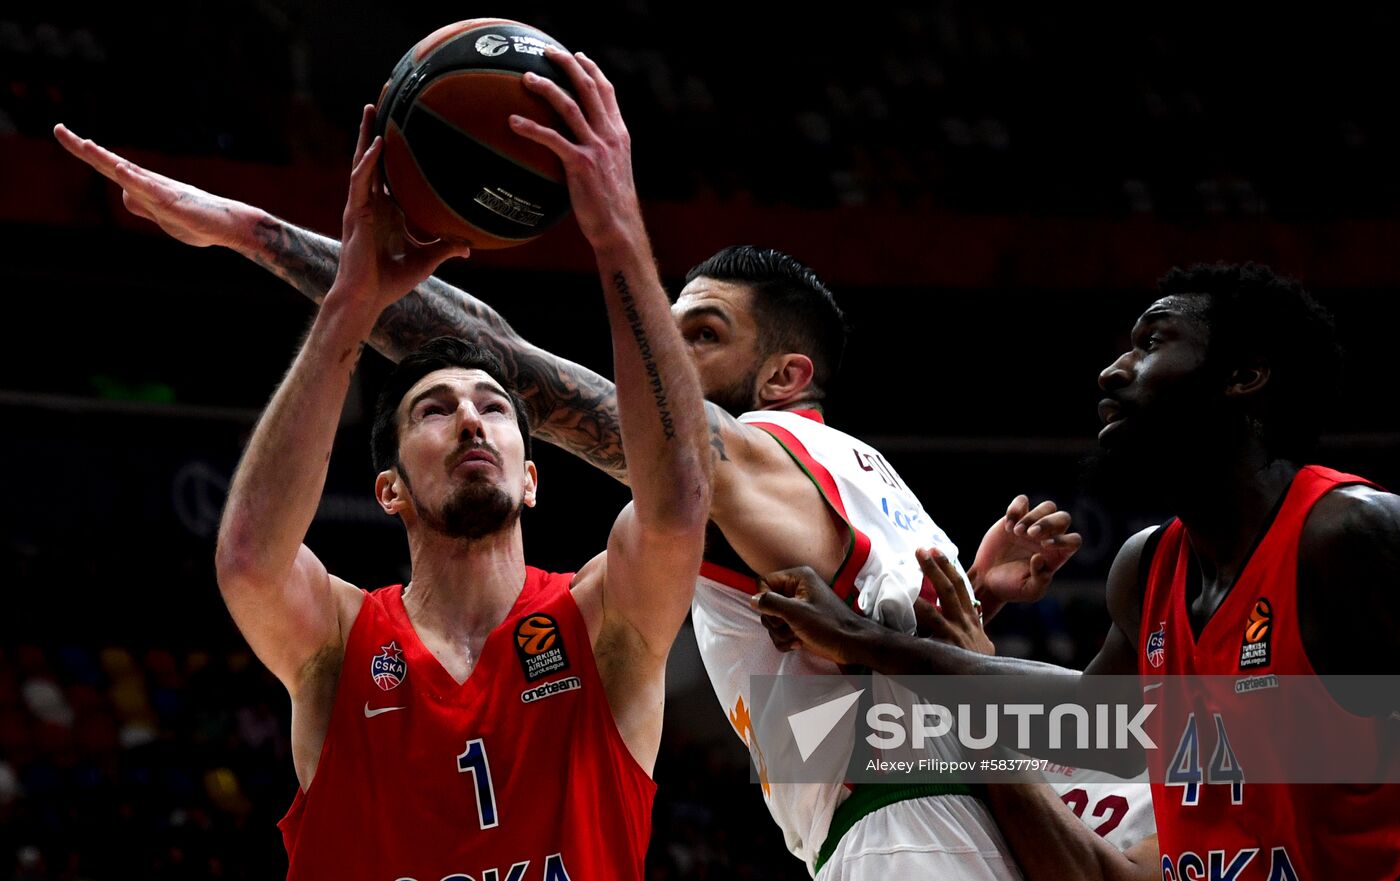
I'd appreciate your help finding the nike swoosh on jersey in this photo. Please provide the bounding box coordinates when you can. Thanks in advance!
[364,702,407,718]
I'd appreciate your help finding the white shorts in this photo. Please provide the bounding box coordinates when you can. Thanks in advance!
[814,794,1023,881]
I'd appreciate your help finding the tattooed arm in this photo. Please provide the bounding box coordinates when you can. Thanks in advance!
[54,123,629,482]
[247,219,633,480]
[53,123,799,535]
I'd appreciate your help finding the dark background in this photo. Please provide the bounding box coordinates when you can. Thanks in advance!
[1,3,1397,879]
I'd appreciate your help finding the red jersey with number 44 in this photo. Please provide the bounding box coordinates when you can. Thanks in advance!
[279,567,655,881]
[1139,466,1400,880]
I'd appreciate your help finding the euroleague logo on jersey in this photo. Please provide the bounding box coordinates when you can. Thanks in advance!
[1238,597,1274,669]
[371,641,408,691]
[1146,621,1167,668]
[514,614,570,682]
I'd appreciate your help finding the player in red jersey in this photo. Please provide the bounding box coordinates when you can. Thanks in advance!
[755,263,1400,879]
[213,50,711,880]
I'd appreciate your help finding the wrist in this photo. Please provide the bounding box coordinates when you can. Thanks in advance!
[318,285,381,338]
[230,205,276,257]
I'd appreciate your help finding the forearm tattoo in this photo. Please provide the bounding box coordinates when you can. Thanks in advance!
[249,217,630,482]
[612,270,677,442]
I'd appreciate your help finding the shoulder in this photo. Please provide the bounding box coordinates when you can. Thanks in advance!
[1105,524,1170,640]
[1297,482,1400,680]
[1303,483,1400,555]
[1298,483,1400,602]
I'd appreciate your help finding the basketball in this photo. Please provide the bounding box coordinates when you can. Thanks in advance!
[375,19,574,249]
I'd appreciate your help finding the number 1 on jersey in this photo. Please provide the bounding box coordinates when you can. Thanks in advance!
[457,738,499,829]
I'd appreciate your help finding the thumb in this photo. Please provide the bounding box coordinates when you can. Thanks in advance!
[426,238,473,265]
[751,586,807,622]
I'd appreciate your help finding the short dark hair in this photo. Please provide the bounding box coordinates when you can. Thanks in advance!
[1158,262,1342,460]
[685,246,848,397]
[371,337,532,474]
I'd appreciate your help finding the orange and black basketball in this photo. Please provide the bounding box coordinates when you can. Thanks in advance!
[375,19,574,248]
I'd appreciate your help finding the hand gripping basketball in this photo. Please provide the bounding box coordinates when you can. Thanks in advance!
[509,49,643,252]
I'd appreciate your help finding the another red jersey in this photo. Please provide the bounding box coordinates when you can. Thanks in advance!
[1139,465,1400,879]
[279,567,655,881]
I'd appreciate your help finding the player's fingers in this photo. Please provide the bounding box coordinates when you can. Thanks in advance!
[1020,553,1055,598]
[913,598,942,637]
[424,238,473,264]
[540,47,607,131]
[1004,494,1029,533]
[54,124,129,180]
[751,586,809,623]
[917,547,968,617]
[570,50,621,120]
[521,70,591,143]
[1015,499,1058,535]
[346,137,382,212]
[351,105,377,168]
[759,567,823,600]
[508,114,577,162]
[1026,509,1071,540]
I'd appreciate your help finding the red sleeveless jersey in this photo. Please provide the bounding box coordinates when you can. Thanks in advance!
[279,567,655,881]
[1139,466,1400,880]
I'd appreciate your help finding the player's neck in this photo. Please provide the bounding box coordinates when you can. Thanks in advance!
[402,524,528,642]
[1176,452,1298,578]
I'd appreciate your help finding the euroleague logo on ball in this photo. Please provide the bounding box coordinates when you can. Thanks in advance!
[474,32,556,58]
[475,34,510,57]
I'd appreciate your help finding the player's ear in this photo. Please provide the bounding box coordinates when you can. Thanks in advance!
[757,353,816,406]
[1225,359,1270,399]
[376,468,409,516]
[522,461,539,508]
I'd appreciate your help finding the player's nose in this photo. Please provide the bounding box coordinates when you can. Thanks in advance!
[1098,351,1133,392]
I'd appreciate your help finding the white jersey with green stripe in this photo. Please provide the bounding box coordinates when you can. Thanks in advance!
[691,408,984,873]
[1039,764,1157,852]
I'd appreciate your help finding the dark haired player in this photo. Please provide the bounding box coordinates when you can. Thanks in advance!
[755,263,1400,880]
[213,51,712,879]
[57,123,1074,881]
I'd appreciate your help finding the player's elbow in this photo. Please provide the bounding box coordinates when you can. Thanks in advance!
[214,515,275,596]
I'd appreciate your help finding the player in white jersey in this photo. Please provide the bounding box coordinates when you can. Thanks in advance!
[49,133,1082,878]
[755,551,1160,881]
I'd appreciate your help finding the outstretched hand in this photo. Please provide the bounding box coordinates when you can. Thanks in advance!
[913,548,996,656]
[53,123,250,249]
[509,48,641,250]
[970,495,1082,618]
[329,105,471,310]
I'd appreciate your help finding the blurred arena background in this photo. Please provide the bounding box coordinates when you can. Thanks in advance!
[2,2,1398,878]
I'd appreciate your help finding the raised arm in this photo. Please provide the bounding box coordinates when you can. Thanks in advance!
[53,123,628,481]
[510,51,709,774]
[517,49,711,641]
[52,124,834,537]
[214,107,469,691]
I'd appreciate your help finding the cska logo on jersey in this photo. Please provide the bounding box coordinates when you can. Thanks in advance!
[371,641,408,691]
[1146,621,1167,669]
[1238,598,1274,670]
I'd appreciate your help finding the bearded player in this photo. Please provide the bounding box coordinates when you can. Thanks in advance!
[57,119,1077,881]
[213,50,712,879]
[757,264,1400,879]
